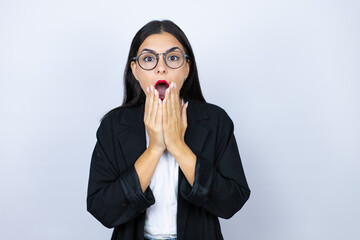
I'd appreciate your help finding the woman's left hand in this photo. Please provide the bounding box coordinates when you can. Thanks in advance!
[162,82,188,155]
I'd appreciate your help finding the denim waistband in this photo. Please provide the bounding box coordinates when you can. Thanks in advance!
[144,236,177,240]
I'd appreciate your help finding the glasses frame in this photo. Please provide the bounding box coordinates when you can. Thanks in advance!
[132,49,190,70]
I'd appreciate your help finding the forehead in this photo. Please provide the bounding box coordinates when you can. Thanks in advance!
[137,32,186,54]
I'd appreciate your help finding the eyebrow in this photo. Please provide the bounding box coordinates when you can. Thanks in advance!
[140,46,181,54]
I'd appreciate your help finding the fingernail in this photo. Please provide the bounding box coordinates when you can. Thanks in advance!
[174,83,177,89]
[158,99,161,104]
[154,89,158,96]
[166,88,170,94]
[151,85,154,91]
[164,98,166,104]
[185,101,188,108]
[146,86,149,93]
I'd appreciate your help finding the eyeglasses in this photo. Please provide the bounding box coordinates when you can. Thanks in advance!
[132,49,189,70]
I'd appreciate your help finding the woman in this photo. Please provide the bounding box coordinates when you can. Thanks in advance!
[87,19,250,240]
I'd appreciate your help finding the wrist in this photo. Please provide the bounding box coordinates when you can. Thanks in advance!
[170,141,188,158]
[147,145,165,156]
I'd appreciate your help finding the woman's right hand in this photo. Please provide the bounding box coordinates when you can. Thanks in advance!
[144,85,165,153]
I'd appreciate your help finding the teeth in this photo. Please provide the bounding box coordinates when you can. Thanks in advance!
[156,80,169,88]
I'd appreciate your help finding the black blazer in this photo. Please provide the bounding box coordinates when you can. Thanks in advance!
[87,98,251,240]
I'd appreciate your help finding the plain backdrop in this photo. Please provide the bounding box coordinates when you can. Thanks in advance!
[0,0,359,239]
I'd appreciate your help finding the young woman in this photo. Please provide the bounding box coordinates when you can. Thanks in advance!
[87,19,251,240]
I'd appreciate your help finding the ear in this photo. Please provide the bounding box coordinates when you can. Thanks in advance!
[130,61,138,81]
[185,59,191,79]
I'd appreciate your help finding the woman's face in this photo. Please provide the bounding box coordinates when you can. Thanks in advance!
[130,32,190,99]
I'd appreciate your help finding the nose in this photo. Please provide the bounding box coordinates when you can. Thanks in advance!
[155,53,167,73]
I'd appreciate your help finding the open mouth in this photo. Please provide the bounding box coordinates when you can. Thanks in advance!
[155,80,169,100]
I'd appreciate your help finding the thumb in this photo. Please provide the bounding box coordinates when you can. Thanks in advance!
[181,101,188,125]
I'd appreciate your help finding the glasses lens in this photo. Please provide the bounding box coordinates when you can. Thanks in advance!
[138,52,157,70]
[165,50,184,69]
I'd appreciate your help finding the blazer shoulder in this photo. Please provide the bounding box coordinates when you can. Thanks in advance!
[192,99,233,124]
[99,105,143,126]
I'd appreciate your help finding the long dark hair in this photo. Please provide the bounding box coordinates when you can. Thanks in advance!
[101,19,205,122]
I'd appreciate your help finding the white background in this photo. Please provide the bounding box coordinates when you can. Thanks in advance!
[1,0,359,239]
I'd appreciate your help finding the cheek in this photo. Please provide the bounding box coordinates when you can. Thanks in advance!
[136,72,152,88]
[174,78,185,90]
[177,71,187,84]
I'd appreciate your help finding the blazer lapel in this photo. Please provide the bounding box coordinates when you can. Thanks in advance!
[117,104,146,169]
[177,99,209,240]
[184,99,209,156]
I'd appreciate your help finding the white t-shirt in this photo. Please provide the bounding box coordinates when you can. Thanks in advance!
[144,99,184,239]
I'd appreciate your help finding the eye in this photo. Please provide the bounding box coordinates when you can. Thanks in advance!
[143,56,154,62]
[168,55,179,61]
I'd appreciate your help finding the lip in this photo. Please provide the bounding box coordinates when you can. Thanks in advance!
[155,80,169,88]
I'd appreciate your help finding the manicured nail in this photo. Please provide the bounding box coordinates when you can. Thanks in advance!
[147,86,149,93]
[163,98,166,104]
[158,99,161,104]
[174,82,177,89]
[154,89,158,96]
[151,85,154,91]
[185,101,188,108]
[166,88,170,94]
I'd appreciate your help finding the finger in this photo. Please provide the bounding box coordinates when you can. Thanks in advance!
[144,86,150,111]
[170,82,177,118]
[145,85,155,122]
[144,86,151,121]
[149,88,159,125]
[155,98,162,126]
[181,101,188,127]
[162,96,168,127]
[145,85,150,96]
[165,85,171,124]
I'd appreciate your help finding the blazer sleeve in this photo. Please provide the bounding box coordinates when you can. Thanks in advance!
[179,108,251,219]
[86,114,155,228]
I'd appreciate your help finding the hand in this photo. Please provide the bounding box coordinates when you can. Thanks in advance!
[162,82,189,155]
[144,85,165,153]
